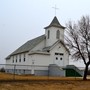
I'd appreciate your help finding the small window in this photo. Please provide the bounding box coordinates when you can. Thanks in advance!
[16,59,17,63]
[47,50,50,52]
[47,30,50,39]
[59,53,64,55]
[56,30,60,39]
[23,70,25,74]
[60,58,62,60]
[16,55,17,63]
[19,54,21,62]
[24,58,25,62]
[55,53,58,55]
[24,53,26,62]
[13,60,14,63]
[56,57,58,60]
[55,53,64,55]
[12,56,14,63]
[19,59,21,62]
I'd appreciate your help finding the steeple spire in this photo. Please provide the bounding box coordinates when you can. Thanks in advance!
[44,16,65,29]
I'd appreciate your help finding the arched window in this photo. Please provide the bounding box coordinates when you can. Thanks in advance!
[56,30,60,39]
[47,30,50,39]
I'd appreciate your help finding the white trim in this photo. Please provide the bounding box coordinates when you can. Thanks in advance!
[29,51,50,55]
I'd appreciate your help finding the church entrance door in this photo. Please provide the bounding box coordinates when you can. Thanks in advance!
[54,53,64,66]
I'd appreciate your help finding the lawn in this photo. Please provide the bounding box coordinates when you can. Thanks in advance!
[0,72,90,90]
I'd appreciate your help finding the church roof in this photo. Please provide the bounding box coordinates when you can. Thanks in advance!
[6,35,45,59]
[44,16,65,29]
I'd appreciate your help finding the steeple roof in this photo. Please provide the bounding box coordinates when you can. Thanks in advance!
[44,16,65,29]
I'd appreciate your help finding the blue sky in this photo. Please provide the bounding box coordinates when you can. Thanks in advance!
[0,0,90,66]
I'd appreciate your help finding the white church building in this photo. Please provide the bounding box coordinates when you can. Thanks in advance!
[5,16,70,76]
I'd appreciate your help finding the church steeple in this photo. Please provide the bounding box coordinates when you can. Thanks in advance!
[45,16,65,47]
[44,16,65,29]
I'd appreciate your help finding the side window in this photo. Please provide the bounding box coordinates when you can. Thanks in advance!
[24,53,26,62]
[16,55,17,63]
[19,54,21,62]
[47,30,50,39]
[12,56,14,63]
[60,57,63,60]
[56,57,58,60]
[56,30,60,39]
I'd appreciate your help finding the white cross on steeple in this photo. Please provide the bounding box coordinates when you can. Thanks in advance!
[52,5,59,16]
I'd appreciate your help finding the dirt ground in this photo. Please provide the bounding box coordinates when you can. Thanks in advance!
[0,80,90,90]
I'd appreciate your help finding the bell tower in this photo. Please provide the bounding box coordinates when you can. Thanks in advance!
[44,16,65,47]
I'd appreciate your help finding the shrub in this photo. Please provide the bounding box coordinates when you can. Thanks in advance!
[0,67,5,72]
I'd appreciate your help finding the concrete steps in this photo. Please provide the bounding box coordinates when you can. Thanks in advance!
[65,65,84,77]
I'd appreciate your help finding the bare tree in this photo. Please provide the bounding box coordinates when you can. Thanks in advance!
[65,16,90,80]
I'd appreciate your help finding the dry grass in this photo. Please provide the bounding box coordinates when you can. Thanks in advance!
[0,72,90,90]
[0,72,83,81]
[0,80,90,90]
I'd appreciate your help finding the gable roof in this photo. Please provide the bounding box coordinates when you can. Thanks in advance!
[44,16,65,29]
[42,40,69,53]
[6,35,45,59]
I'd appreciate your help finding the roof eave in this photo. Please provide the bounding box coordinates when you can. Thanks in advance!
[60,40,70,54]
[44,25,65,29]
[6,56,11,60]
[6,35,46,58]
